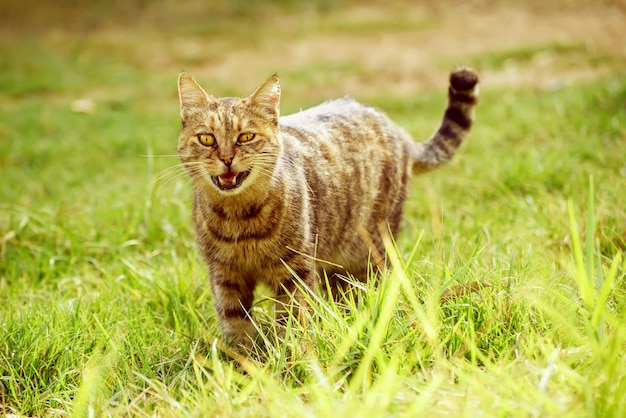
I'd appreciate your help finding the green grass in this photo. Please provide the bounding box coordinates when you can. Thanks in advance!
[447,42,625,73]
[2,1,626,416]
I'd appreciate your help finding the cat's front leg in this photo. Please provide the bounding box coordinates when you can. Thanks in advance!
[209,268,256,348]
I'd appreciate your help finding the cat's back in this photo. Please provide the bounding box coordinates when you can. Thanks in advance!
[279,96,413,165]
[280,96,402,138]
[281,96,370,123]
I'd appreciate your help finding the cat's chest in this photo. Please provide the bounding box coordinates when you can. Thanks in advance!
[193,194,297,261]
[197,214,301,279]
[203,213,277,243]
[195,200,276,239]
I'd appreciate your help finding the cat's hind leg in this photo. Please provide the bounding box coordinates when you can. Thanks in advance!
[273,264,314,330]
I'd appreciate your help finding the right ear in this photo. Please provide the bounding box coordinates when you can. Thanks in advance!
[248,73,280,121]
[178,72,212,119]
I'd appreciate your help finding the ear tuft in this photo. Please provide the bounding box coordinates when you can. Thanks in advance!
[249,73,280,119]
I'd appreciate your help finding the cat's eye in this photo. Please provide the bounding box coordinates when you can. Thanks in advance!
[197,133,216,146]
[237,132,255,144]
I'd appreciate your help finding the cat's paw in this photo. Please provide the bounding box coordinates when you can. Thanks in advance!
[234,331,258,352]
[221,328,257,352]
[450,67,479,92]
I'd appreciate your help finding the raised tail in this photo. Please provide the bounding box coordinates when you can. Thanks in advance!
[411,67,479,173]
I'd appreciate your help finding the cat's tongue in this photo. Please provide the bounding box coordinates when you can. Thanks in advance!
[213,169,251,191]
[219,171,238,184]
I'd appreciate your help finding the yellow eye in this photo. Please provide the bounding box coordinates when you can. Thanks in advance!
[197,133,216,146]
[238,132,255,143]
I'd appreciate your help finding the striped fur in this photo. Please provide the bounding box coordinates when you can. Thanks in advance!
[177,68,479,347]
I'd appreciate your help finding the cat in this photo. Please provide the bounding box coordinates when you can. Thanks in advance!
[177,67,479,347]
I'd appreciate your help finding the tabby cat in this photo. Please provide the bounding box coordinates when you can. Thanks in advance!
[177,67,479,347]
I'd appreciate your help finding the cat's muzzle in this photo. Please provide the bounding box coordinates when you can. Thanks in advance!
[211,169,252,191]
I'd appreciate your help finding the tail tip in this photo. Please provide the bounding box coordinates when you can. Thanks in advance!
[450,67,479,92]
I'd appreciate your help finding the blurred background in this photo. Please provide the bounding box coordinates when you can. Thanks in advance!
[1,0,625,102]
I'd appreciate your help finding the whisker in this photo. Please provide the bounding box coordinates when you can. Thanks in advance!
[153,166,184,183]
[256,153,298,167]
[250,169,274,181]
[164,167,209,190]
[251,157,282,166]
[249,164,276,181]
[139,154,184,158]
[153,162,197,182]
[154,171,188,191]
[152,162,205,189]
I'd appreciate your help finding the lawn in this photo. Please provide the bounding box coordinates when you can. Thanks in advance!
[1,1,625,416]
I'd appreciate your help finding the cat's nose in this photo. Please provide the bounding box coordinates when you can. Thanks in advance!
[219,155,233,166]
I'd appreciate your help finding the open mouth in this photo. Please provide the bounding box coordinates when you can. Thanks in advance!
[211,169,251,191]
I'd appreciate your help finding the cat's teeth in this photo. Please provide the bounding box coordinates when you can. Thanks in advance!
[217,173,237,185]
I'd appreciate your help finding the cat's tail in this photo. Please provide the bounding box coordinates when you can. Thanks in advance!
[410,67,479,174]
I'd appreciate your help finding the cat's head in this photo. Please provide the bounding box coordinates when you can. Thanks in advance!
[177,72,281,195]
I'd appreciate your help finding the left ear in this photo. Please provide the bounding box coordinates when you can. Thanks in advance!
[248,73,280,120]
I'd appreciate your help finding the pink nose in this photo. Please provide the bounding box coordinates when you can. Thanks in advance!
[219,155,233,166]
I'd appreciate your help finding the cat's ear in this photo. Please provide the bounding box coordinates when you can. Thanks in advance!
[178,72,212,119]
[248,73,280,120]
